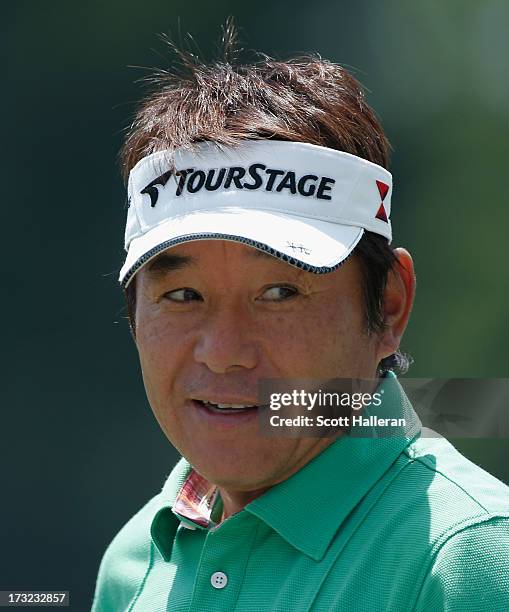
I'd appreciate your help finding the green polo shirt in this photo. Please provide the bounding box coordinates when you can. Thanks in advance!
[92,373,509,611]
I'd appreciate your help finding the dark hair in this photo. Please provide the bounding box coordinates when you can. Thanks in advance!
[121,23,412,375]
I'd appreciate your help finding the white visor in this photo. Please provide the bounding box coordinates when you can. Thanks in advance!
[119,140,392,288]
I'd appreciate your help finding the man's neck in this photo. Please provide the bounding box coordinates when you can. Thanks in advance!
[218,486,271,522]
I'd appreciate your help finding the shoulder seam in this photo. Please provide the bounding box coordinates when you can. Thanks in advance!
[403,450,491,513]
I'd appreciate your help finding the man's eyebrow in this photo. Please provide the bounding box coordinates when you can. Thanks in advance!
[147,253,196,275]
[146,247,276,277]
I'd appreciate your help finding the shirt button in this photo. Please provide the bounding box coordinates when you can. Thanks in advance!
[210,571,228,589]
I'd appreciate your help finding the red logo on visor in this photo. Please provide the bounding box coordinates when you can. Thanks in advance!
[375,180,389,223]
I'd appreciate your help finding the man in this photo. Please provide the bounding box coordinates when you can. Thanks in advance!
[93,31,509,611]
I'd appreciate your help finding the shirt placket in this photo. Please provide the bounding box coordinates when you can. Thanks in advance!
[187,513,259,612]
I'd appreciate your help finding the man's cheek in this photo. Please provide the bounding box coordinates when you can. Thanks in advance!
[137,315,173,346]
[264,316,310,352]
[138,323,177,367]
[138,349,169,405]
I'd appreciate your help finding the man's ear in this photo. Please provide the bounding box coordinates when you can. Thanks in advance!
[376,248,416,361]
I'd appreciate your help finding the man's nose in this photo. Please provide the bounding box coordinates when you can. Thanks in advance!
[193,305,258,374]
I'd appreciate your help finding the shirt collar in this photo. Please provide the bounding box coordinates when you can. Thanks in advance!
[151,372,421,562]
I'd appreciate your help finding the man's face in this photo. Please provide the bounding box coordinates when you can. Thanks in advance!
[134,240,382,491]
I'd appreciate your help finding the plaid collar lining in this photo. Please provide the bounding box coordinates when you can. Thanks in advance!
[172,468,219,529]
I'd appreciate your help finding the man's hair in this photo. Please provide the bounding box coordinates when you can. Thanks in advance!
[121,23,412,375]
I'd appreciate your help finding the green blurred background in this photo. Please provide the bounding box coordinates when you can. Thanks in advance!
[3,1,508,609]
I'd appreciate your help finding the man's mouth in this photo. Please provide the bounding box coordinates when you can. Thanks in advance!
[194,400,259,414]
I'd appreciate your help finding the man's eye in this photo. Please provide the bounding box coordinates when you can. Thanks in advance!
[260,286,298,301]
[163,288,203,302]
